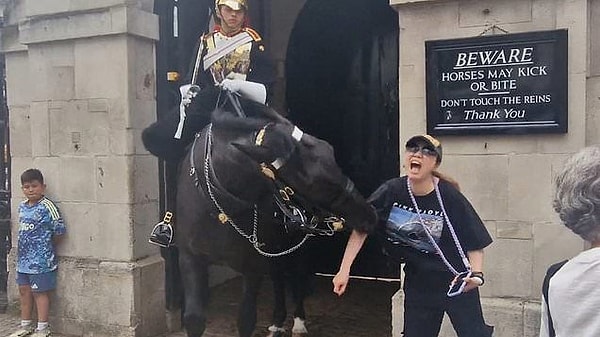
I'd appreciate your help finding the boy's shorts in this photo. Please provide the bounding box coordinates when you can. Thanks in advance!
[16,270,57,292]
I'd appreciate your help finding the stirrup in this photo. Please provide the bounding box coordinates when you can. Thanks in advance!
[149,211,174,247]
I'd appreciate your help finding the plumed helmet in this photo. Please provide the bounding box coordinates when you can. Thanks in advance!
[215,0,248,11]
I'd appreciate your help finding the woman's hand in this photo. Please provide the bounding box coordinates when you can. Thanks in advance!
[462,275,483,292]
[332,270,350,296]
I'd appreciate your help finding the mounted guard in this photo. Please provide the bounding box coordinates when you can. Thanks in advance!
[145,0,276,247]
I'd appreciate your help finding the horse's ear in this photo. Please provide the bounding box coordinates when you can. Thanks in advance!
[231,142,270,162]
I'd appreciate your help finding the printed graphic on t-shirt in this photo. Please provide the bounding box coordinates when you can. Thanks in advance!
[383,205,443,253]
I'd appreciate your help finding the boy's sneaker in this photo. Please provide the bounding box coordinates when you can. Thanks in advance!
[8,325,35,337]
[31,328,51,337]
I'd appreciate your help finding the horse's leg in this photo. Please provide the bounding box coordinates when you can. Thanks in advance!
[290,253,310,336]
[237,272,263,337]
[179,250,210,337]
[267,259,287,337]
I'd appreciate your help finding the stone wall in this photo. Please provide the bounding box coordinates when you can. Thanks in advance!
[389,0,595,336]
[0,1,165,336]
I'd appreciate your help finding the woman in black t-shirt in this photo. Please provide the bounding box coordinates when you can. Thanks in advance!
[333,134,493,337]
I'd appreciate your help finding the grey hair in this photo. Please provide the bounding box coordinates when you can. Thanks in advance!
[553,145,600,242]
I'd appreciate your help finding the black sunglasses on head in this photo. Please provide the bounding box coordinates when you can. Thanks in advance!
[405,145,437,157]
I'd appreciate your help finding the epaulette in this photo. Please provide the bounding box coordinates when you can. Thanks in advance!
[243,27,262,42]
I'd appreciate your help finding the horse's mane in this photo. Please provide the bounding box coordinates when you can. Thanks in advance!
[211,98,292,131]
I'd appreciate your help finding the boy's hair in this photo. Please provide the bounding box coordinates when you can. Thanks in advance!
[21,168,44,185]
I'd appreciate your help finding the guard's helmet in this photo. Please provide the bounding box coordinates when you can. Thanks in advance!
[215,0,248,11]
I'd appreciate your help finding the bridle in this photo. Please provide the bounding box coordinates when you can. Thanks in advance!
[187,121,351,257]
[254,123,351,237]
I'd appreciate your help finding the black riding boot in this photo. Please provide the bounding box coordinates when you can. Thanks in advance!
[149,211,174,247]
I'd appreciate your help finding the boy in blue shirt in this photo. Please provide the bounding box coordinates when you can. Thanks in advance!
[10,169,66,337]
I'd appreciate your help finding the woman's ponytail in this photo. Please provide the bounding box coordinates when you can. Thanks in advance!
[433,170,460,191]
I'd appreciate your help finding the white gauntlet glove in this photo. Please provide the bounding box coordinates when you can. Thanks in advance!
[174,84,200,139]
[219,79,267,104]
[179,84,200,105]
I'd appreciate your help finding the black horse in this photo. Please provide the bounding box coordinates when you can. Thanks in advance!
[144,88,376,337]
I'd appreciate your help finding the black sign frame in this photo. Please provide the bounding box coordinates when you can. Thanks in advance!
[425,29,568,135]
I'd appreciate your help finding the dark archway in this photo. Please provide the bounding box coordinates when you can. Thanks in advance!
[286,0,400,277]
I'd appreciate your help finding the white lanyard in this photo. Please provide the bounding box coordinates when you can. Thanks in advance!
[407,178,471,275]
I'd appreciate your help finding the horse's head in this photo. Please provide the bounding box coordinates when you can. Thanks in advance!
[231,121,377,232]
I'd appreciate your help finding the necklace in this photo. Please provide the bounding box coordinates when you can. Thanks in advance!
[407,177,471,276]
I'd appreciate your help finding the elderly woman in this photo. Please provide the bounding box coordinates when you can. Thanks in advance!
[540,145,600,337]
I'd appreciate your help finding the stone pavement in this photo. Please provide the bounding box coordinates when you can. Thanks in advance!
[0,276,399,337]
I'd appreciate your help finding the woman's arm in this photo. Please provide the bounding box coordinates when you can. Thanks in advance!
[332,229,368,296]
[463,249,485,292]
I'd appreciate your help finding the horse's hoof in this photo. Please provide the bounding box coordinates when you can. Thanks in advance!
[266,325,286,337]
[266,332,285,337]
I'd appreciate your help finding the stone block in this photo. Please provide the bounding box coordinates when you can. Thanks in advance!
[129,37,155,102]
[58,202,139,262]
[55,203,98,258]
[441,155,508,220]
[523,300,541,336]
[587,77,600,145]
[132,156,159,204]
[556,0,587,75]
[74,36,128,99]
[95,156,131,204]
[8,105,32,157]
[51,256,165,337]
[48,100,111,156]
[399,97,426,137]
[132,201,158,259]
[484,238,532,298]
[131,98,158,130]
[479,298,524,337]
[57,157,96,202]
[24,0,128,17]
[458,0,532,27]
[27,42,76,101]
[108,128,132,156]
[400,64,424,99]
[133,129,151,156]
[94,204,135,260]
[496,221,532,240]
[126,5,160,41]
[592,1,600,76]
[399,1,459,40]
[20,6,157,44]
[532,221,583,298]
[4,52,31,106]
[133,255,167,337]
[0,24,27,53]
[29,101,50,157]
[507,154,555,222]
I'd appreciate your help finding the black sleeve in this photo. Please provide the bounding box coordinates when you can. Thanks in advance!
[366,178,400,229]
[442,182,493,251]
[248,41,276,101]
